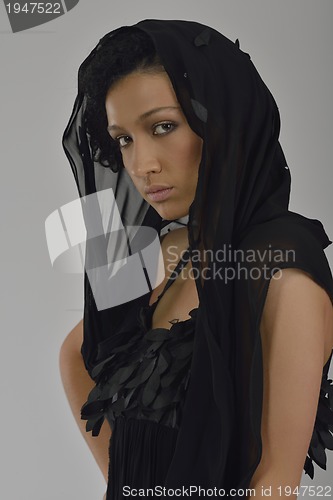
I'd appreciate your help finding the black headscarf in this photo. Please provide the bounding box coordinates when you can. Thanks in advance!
[62,19,333,495]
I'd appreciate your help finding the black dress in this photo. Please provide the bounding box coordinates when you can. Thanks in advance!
[81,248,198,498]
[81,246,333,498]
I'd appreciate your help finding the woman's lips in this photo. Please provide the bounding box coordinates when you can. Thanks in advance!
[146,187,173,202]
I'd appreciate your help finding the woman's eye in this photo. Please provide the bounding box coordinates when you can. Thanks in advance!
[153,122,176,135]
[116,136,131,148]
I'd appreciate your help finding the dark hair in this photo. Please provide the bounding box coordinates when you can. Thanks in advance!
[80,27,165,172]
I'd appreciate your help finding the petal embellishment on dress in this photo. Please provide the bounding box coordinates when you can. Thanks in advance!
[309,431,327,470]
[319,428,333,450]
[80,300,197,434]
[304,456,314,479]
[142,367,160,406]
[116,364,139,384]
[92,354,115,379]
[156,352,169,375]
[304,369,333,477]
[151,389,178,410]
[317,402,333,422]
[86,415,105,437]
[159,349,172,367]
[138,357,157,385]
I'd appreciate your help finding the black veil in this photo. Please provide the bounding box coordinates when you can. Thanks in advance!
[62,19,333,494]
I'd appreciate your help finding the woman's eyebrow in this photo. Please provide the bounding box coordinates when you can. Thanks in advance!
[107,106,181,132]
[137,106,181,122]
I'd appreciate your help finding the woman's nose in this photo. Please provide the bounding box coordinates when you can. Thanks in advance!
[128,140,162,177]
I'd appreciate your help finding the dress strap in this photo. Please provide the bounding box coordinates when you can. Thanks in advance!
[155,247,191,304]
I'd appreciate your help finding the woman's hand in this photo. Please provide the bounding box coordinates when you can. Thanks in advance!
[103,493,106,500]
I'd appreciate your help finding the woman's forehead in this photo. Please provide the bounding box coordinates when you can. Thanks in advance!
[105,72,182,126]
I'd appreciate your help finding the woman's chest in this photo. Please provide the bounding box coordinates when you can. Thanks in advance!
[149,259,199,330]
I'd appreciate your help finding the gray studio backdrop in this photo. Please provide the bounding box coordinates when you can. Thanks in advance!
[1,1,332,499]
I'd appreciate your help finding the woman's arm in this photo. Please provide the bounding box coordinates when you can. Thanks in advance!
[59,319,111,484]
[249,268,333,499]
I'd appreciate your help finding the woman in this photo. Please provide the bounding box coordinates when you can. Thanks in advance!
[59,20,333,499]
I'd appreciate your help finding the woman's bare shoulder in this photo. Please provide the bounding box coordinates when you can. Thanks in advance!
[261,267,333,365]
[160,227,189,255]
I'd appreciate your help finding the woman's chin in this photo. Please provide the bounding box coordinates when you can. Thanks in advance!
[153,206,189,221]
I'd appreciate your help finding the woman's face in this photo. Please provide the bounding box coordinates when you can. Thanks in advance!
[105,71,203,221]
